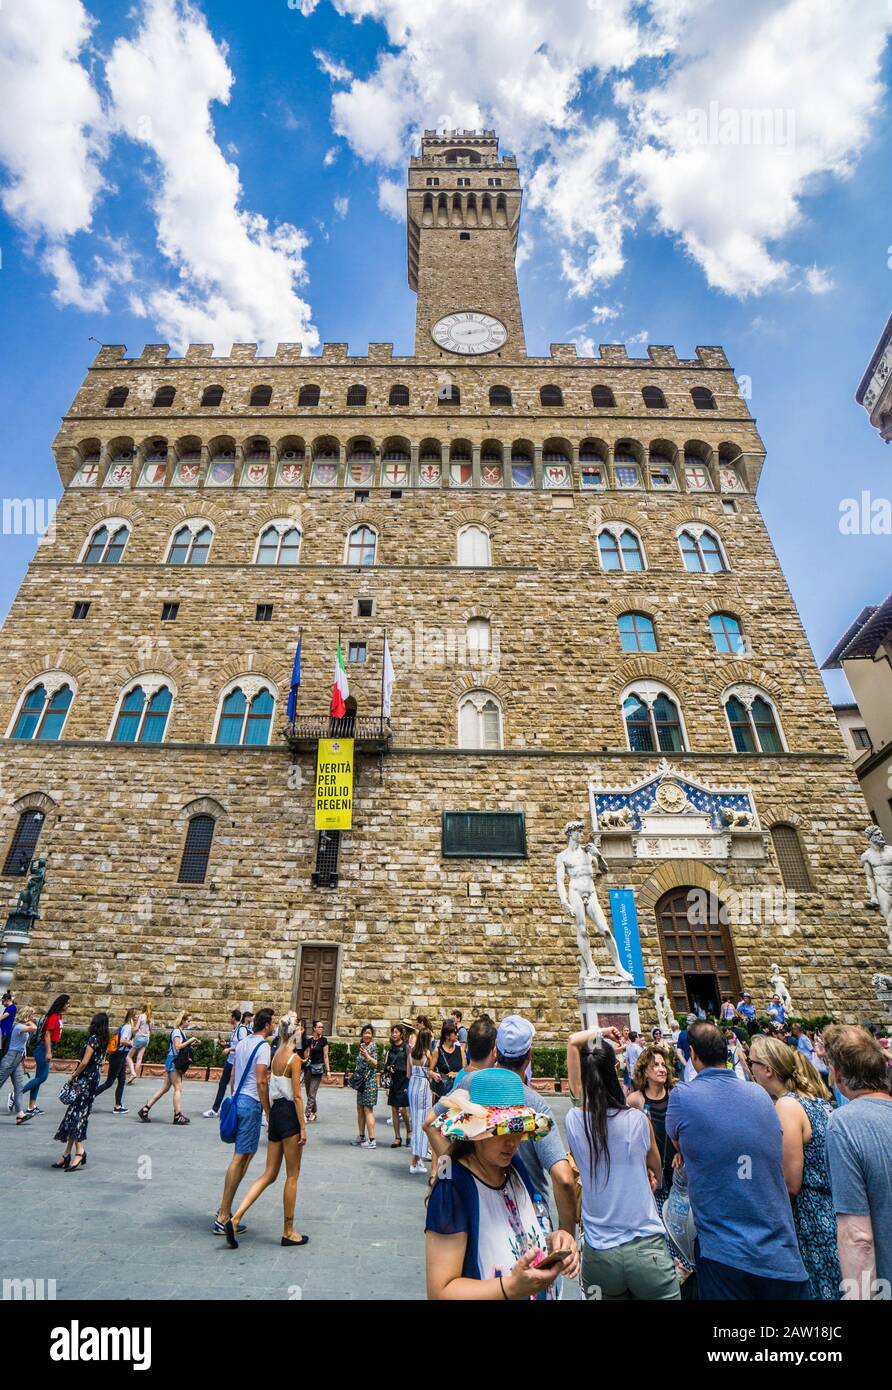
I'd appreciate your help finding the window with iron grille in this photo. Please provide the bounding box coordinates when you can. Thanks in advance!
[346,384,368,407]
[389,384,410,407]
[72,601,90,620]
[161,602,179,622]
[200,385,224,407]
[178,814,215,884]
[153,386,175,407]
[312,830,341,888]
[770,824,812,891]
[298,384,320,407]
[106,387,129,408]
[3,809,45,876]
[249,384,272,406]
[256,603,273,622]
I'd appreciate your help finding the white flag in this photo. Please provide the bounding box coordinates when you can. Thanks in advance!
[382,636,395,718]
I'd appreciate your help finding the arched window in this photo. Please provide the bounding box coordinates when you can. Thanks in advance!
[83,522,130,565]
[168,522,213,565]
[623,689,684,753]
[489,385,512,406]
[12,683,73,741]
[458,691,502,749]
[298,384,320,407]
[540,385,563,406]
[215,686,275,745]
[617,612,657,653]
[770,824,812,891]
[112,685,172,744]
[256,523,301,565]
[438,383,461,406]
[678,527,727,573]
[457,524,491,567]
[724,689,784,754]
[153,386,176,407]
[389,384,410,407]
[249,384,272,407]
[592,385,616,407]
[691,386,717,410]
[200,385,224,407]
[598,526,645,572]
[709,612,746,655]
[346,384,367,407]
[106,387,129,408]
[642,386,666,409]
[345,525,377,566]
[178,814,215,884]
[3,808,46,876]
[467,617,491,663]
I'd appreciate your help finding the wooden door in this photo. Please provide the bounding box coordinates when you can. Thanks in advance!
[655,888,740,1015]
[295,946,339,1033]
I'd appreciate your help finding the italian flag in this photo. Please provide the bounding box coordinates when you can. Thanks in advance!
[331,641,349,718]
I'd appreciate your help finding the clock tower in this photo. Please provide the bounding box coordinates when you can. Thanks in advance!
[407,129,526,360]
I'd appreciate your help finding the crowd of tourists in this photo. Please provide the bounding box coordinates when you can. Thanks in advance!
[2,984,891,1301]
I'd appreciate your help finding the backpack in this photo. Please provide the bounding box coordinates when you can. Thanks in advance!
[107,1027,122,1055]
[28,1015,46,1054]
[172,1029,194,1074]
[219,1040,267,1143]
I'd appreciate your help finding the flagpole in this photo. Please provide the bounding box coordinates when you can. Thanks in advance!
[380,626,386,725]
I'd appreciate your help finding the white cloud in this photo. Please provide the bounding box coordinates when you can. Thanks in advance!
[626,329,649,346]
[314,48,353,84]
[323,145,340,166]
[515,231,535,270]
[591,304,620,322]
[569,332,597,357]
[0,0,107,301]
[106,0,318,353]
[801,265,835,295]
[304,0,892,299]
[333,195,350,218]
[377,176,405,221]
[624,0,891,295]
[42,246,109,312]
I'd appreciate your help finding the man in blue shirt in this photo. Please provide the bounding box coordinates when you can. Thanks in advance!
[0,992,16,1061]
[667,1020,809,1300]
[736,992,756,1033]
[766,994,786,1025]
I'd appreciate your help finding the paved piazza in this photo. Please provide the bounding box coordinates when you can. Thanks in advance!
[2,1078,576,1302]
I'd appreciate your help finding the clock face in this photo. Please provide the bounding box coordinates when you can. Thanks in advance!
[432,312,507,355]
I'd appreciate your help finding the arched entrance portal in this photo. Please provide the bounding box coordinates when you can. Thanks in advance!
[655,886,740,1018]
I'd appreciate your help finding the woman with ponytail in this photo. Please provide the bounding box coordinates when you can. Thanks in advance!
[749,1034,840,1299]
[565,1026,680,1301]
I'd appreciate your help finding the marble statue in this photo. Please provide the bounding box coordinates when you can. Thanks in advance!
[769,962,793,1014]
[600,806,633,830]
[861,826,892,947]
[15,858,47,920]
[651,960,678,1032]
[556,820,634,986]
[722,807,754,829]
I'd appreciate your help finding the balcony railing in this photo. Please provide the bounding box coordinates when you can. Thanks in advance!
[283,715,393,752]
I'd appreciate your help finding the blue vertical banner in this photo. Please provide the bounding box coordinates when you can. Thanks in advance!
[609,888,646,989]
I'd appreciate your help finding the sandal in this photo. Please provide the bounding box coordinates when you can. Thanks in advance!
[172,1112,190,1125]
[390,1140,402,1148]
[51,1155,71,1169]
[137,1106,151,1122]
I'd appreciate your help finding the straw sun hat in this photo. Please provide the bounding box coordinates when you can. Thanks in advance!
[430,1068,553,1143]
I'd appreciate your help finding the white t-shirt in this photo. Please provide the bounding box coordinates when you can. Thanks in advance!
[566,1105,664,1251]
[625,1041,643,1074]
[231,1034,271,1103]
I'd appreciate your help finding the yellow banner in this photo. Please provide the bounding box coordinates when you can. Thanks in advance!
[314,737,355,830]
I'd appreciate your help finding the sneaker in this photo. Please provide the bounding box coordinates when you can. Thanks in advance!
[7,1093,14,1112]
[409,1162,427,1174]
[30,1107,44,1117]
[350,1137,366,1146]
[213,1219,248,1236]
[202,1109,219,1119]
[113,1106,129,1115]
[364,1139,377,1150]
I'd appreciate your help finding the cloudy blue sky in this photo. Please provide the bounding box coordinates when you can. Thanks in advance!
[0,0,890,704]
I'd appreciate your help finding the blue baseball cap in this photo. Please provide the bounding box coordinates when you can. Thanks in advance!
[496,1014,535,1059]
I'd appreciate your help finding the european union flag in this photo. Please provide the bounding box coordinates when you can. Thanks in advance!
[286,637,301,722]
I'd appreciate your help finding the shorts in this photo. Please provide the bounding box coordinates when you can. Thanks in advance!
[132,1037,149,1050]
[234,1095,263,1155]
[268,1096,302,1142]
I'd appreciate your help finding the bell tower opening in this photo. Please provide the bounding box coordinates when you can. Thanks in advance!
[407,129,526,360]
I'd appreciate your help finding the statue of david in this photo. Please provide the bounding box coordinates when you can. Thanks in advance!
[556,820,634,986]
[861,825,892,949]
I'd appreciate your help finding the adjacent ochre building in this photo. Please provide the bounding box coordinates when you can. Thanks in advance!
[1,131,888,1039]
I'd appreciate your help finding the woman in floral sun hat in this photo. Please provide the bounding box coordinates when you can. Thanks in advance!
[425,1068,579,1299]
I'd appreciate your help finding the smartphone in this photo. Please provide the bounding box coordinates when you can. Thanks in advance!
[533,1248,572,1271]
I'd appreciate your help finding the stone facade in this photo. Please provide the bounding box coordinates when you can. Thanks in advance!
[0,130,888,1038]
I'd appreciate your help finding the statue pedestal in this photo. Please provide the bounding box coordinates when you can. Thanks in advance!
[0,912,34,991]
[578,978,641,1032]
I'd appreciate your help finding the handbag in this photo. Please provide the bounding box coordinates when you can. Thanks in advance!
[219,1039,267,1143]
[171,1029,194,1074]
[59,1074,87,1105]
[308,1062,325,1077]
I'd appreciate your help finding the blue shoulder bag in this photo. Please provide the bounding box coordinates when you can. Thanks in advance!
[219,1039,267,1143]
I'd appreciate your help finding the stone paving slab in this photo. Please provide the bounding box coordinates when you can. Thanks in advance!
[0,1077,577,1302]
